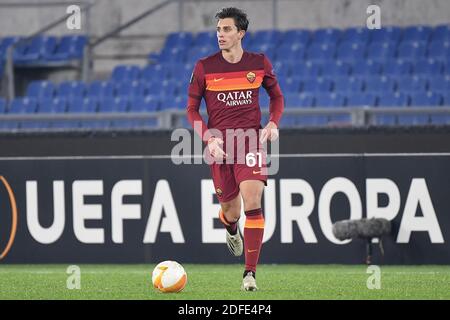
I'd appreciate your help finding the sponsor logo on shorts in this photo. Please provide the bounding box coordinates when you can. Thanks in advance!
[216,188,223,197]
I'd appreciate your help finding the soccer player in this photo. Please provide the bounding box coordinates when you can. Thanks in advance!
[186,7,284,291]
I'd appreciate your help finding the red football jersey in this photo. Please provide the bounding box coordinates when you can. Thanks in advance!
[187,51,284,142]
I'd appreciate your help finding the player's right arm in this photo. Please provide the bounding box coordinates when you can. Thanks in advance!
[186,61,227,158]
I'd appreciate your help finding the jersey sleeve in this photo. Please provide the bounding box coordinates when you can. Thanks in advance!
[262,55,284,127]
[186,61,212,142]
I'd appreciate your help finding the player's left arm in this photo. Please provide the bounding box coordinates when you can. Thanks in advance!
[260,55,284,143]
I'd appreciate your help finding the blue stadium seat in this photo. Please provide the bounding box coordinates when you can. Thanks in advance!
[0,98,6,114]
[320,61,351,77]
[306,43,336,61]
[87,81,115,98]
[14,36,57,63]
[397,114,429,125]
[160,95,187,110]
[0,121,19,130]
[186,46,215,63]
[427,41,450,59]
[396,75,428,93]
[250,30,282,46]
[0,36,20,60]
[292,62,321,78]
[164,32,194,49]
[369,26,402,43]
[279,116,298,127]
[46,35,87,61]
[301,77,333,93]
[351,60,382,76]
[275,45,305,62]
[50,121,80,129]
[141,64,171,81]
[111,119,158,129]
[315,93,346,107]
[194,31,216,47]
[8,97,37,113]
[336,42,366,61]
[382,60,412,76]
[146,79,178,97]
[341,27,370,44]
[278,77,301,93]
[80,120,111,129]
[431,25,450,42]
[37,97,67,113]
[57,81,86,98]
[374,114,397,125]
[364,76,396,93]
[378,92,409,107]
[333,76,364,93]
[409,92,443,106]
[428,75,450,94]
[298,115,328,126]
[67,97,98,113]
[347,93,377,107]
[26,81,55,99]
[430,114,450,125]
[402,26,432,42]
[281,29,311,45]
[413,59,443,75]
[328,114,352,126]
[312,28,341,45]
[129,96,160,112]
[20,121,50,130]
[115,81,147,98]
[367,42,396,60]
[98,97,129,113]
[111,65,141,82]
[397,41,427,60]
[284,93,314,108]
[158,47,186,63]
[273,61,293,77]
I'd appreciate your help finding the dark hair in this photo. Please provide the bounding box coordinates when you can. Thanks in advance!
[215,7,249,32]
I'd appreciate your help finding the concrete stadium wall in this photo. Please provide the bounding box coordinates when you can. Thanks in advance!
[1,0,449,72]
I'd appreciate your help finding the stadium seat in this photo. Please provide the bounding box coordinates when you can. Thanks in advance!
[275,44,305,62]
[397,41,427,60]
[111,65,141,82]
[0,98,6,114]
[87,81,115,99]
[186,46,215,63]
[281,29,311,45]
[194,31,216,47]
[306,43,336,61]
[333,76,364,93]
[409,92,443,106]
[413,59,443,75]
[141,64,171,81]
[396,76,428,93]
[312,28,341,45]
[293,62,321,78]
[378,92,409,107]
[284,93,314,108]
[350,60,382,76]
[382,60,412,76]
[364,76,396,93]
[8,97,37,113]
[50,121,80,129]
[430,114,450,125]
[13,36,57,63]
[346,93,377,107]
[431,24,450,42]
[0,36,21,60]
[278,77,301,93]
[315,93,346,107]
[328,114,352,126]
[26,81,55,99]
[374,114,397,125]
[341,27,370,44]
[67,97,98,113]
[336,42,366,61]
[250,30,282,46]
[164,32,194,49]
[115,81,147,98]
[129,96,160,112]
[320,61,351,77]
[46,35,87,61]
[98,97,129,113]
[37,97,67,113]
[397,114,429,125]
[57,81,86,99]
[427,41,450,59]
[369,26,402,43]
[301,77,333,93]
[428,75,450,94]
[402,25,432,42]
[298,115,328,126]
[367,42,397,61]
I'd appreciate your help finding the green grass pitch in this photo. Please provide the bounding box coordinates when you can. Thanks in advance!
[0,264,449,300]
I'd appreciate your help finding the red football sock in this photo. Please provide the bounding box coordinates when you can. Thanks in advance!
[244,208,265,273]
[219,210,238,235]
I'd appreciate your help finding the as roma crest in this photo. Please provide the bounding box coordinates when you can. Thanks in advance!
[246,72,256,83]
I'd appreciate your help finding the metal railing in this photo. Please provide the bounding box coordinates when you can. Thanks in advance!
[0,107,449,130]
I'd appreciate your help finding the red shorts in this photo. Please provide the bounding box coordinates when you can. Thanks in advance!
[210,153,268,203]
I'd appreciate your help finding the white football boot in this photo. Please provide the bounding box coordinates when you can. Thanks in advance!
[226,228,243,257]
[241,271,258,291]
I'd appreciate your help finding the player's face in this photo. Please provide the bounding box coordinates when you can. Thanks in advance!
[216,18,244,51]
